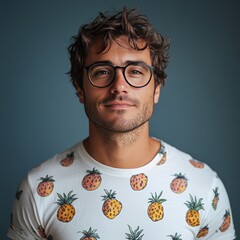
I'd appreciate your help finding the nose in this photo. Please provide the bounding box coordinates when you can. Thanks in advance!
[110,68,129,94]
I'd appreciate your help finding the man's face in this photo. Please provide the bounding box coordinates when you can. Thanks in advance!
[77,35,160,133]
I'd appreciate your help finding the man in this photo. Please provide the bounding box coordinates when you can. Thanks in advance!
[7,7,235,239]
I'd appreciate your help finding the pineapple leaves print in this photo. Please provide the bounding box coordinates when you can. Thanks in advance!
[56,190,78,222]
[60,152,74,167]
[102,189,122,219]
[79,227,100,240]
[125,225,144,240]
[170,173,188,194]
[167,233,182,240]
[196,225,209,238]
[219,209,231,232]
[212,187,220,210]
[147,191,166,221]
[37,175,55,197]
[82,167,102,191]
[184,194,204,227]
[130,173,148,191]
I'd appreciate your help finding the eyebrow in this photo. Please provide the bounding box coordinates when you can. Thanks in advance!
[87,60,149,66]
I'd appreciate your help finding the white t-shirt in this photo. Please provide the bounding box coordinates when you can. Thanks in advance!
[7,140,236,239]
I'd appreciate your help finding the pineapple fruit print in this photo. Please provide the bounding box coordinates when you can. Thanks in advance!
[130,173,148,191]
[212,187,219,210]
[219,209,231,232]
[184,194,204,227]
[60,152,74,167]
[37,175,55,197]
[189,159,204,168]
[157,153,166,165]
[79,227,100,240]
[56,190,77,222]
[196,225,209,238]
[170,173,188,193]
[157,142,167,165]
[82,168,102,191]
[147,192,166,221]
[102,189,122,219]
[125,225,144,240]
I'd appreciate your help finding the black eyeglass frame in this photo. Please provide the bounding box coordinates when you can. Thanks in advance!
[84,62,163,88]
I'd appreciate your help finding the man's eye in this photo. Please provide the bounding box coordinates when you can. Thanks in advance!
[96,70,108,75]
[93,69,111,77]
[130,69,142,74]
[127,68,144,77]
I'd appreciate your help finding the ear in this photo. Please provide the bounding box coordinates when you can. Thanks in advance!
[154,84,161,104]
[76,85,84,103]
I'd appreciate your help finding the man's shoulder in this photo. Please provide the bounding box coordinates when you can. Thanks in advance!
[162,140,215,176]
[28,141,83,177]
[163,141,192,160]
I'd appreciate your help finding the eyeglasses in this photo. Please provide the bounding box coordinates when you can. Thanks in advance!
[85,61,161,88]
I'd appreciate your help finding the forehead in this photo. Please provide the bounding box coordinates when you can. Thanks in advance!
[85,35,151,65]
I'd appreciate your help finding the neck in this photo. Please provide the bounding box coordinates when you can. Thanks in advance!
[83,122,160,168]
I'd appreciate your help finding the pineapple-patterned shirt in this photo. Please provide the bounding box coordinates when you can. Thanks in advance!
[7,140,236,240]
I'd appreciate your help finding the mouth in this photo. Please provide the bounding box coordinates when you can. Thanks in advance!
[103,101,135,110]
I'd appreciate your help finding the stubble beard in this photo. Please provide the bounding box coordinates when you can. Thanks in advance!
[83,96,154,144]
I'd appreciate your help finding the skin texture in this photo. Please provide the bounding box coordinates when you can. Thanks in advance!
[77,35,161,168]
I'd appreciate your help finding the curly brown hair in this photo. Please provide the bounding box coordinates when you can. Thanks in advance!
[68,7,170,89]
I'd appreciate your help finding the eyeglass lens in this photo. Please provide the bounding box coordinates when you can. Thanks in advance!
[88,63,152,88]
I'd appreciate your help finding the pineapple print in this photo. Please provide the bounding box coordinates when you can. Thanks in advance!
[196,225,209,238]
[82,168,102,191]
[157,153,166,165]
[185,194,204,227]
[219,209,231,232]
[167,233,182,240]
[130,173,148,191]
[189,159,204,168]
[125,225,144,240]
[147,192,166,222]
[157,143,167,165]
[79,227,100,240]
[56,190,78,222]
[38,225,54,239]
[15,188,23,200]
[38,225,46,238]
[170,173,188,193]
[60,152,74,167]
[37,175,55,197]
[102,189,122,219]
[212,187,219,210]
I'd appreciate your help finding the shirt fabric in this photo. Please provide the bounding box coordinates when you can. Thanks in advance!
[7,140,236,239]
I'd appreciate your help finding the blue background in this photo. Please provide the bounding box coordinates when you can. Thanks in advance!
[1,0,239,239]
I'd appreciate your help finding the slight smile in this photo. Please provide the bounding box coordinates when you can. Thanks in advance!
[103,101,135,110]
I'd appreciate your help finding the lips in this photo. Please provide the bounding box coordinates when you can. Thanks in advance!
[103,101,134,109]
[100,95,138,110]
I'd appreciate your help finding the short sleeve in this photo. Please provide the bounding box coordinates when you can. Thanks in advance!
[7,175,42,240]
[201,173,236,240]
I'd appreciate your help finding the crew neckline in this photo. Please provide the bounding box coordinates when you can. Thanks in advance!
[77,139,166,177]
